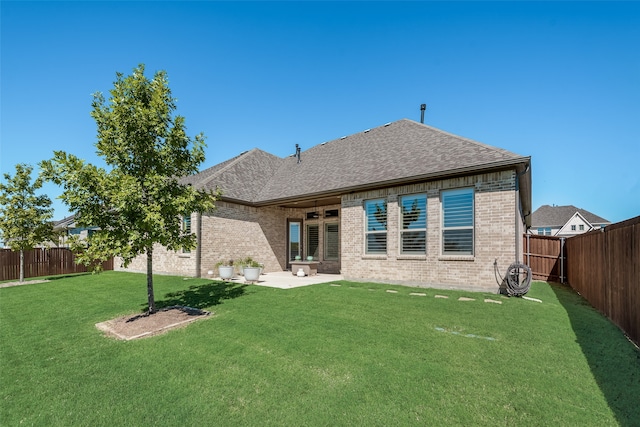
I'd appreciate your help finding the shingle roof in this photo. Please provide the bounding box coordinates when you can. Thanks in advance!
[531,205,610,227]
[185,119,530,205]
[183,149,283,202]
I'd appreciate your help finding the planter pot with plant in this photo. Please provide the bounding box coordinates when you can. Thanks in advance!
[215,260,235,280]
[240,257,261,282]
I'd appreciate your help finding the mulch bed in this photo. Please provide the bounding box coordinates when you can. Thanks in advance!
[95,306,211,340]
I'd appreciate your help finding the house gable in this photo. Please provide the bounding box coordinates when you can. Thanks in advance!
[531,205,611,235]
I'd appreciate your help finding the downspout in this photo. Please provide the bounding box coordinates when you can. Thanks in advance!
[515,164,530,264]
[195,212,202,278]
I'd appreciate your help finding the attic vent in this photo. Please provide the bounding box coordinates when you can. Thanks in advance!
[363,129,371,133]
[340,136,347,140]
[320,142,328,146]
[383,122,391,127]
[239,150,248,155]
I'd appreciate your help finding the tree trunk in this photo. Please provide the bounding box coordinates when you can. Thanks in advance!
[146,246,156,313]
[19,249,24,283]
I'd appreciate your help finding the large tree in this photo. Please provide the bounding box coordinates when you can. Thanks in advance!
[0,164,55,282]
[41,64,216,313]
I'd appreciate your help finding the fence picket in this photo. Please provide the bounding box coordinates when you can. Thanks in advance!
[566,215,640,347]
[0,248,113,281]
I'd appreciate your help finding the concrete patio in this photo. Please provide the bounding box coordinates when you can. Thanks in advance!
[210,270,344,289]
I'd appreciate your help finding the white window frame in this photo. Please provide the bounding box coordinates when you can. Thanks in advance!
[399,193,427,255]
[364,198,387,255]
[441,188,474,256]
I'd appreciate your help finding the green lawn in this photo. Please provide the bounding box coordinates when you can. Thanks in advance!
[1,272,638,426]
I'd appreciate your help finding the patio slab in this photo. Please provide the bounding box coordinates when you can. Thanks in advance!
[212,271,344,289]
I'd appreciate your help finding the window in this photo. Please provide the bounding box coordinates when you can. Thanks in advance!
[579,224,584,231]
[442,188,474,255]
[537,227,551,236]
[182,215,192,253]
[307,224,319,260]
[365,199,387,254]
[400,194,427,254]
[571,225,576,231]
[289,221,301,261]
[325,223,339,260]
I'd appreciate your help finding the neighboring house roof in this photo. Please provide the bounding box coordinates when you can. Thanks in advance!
[184,118,531,217]
[531,205,611,228]
[53,214,77,231]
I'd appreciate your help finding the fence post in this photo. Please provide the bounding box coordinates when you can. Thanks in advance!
[560,237,565,284]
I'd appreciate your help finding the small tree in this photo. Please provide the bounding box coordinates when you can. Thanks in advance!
[41,64,216,313]
[0,164,55,282]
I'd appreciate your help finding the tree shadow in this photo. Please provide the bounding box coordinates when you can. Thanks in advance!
[46,272,93,281]
[550,282,640,426]
[147,280,248,311]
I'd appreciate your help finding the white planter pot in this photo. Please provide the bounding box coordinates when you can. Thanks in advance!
[218,265,234,280]
[243,267,261,281]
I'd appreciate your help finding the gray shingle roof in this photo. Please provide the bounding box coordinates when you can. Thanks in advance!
[183,149,283,202]
[185,119,530,205]
[531,205,610,227]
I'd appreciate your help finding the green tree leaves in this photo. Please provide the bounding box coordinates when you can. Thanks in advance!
[41,64,216,311]
[0,163,55,282]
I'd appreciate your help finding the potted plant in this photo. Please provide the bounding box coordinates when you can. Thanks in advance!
[215,259,235,280]
[240,257,261,281]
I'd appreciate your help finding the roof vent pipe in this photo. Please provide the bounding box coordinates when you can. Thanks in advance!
[295,144,301,164]
[420,104,426,124]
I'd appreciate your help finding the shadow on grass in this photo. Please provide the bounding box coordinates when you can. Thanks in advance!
[550,282,640,426]
[149,280,248,311]
[45,272,93,281]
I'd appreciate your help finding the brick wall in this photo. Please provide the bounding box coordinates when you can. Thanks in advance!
[199,201,343,276]
[341,170,521,292]
[117,170,523,292]
[198,201,290,277]
[114,212,200,277]
[116,201,344,278]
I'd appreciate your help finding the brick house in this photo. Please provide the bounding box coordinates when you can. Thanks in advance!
[118,119,532,292]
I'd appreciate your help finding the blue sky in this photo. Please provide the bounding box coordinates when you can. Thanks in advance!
[1,1,639,224]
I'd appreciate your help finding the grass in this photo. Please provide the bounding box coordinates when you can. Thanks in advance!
[1,271,639,426]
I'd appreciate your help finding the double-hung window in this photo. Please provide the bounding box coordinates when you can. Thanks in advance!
[365,199,387,254]
[441,188,474,255]
[400,194,427,254]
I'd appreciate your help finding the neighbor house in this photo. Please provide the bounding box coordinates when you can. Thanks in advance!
[530,205,610,237]
[118,119,532,292]
[52,214,99,247]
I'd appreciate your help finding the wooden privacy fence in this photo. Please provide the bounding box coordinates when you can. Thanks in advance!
[565,215,640,347]
[0,248,113,282]
[523,234,566,283]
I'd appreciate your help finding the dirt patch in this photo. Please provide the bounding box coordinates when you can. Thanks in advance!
[96,306,211,340]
